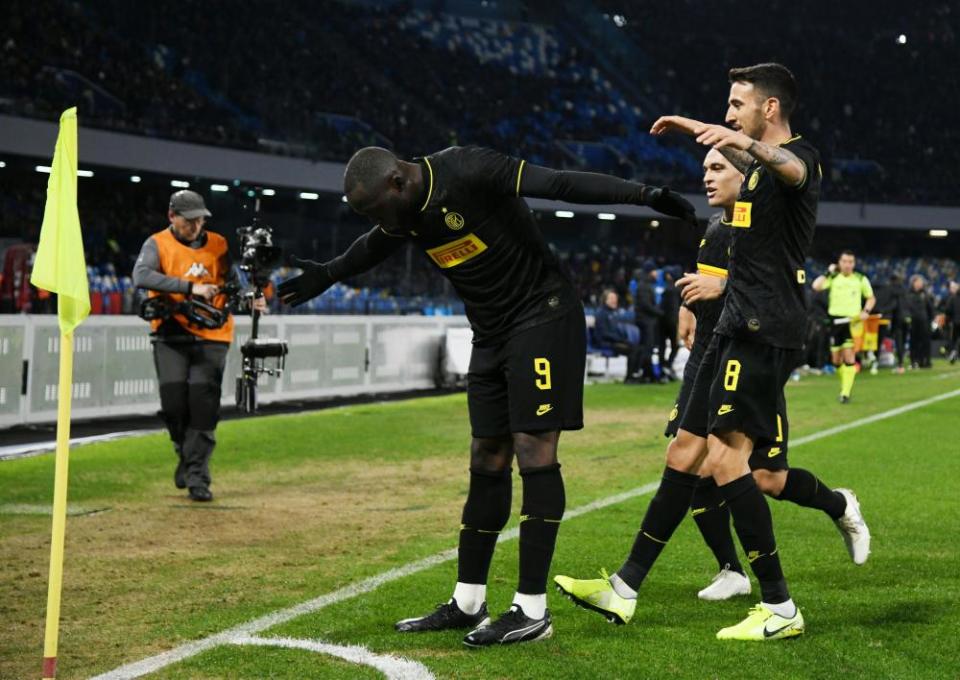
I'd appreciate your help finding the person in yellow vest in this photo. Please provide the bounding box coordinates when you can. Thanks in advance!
[812,251,876,403]
[133,190,264,501]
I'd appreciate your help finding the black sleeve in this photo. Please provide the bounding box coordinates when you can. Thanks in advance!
[518,163,654,205]
[326,226,407,281]
[451,146,526,196]
[454,146,654,205]
[783,140,820,193]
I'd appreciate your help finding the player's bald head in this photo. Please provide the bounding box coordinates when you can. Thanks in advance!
[344,147,400,209]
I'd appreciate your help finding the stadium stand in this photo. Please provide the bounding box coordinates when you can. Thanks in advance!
[3,0,955,203]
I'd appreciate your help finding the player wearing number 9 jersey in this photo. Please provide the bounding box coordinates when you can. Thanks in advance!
[278,144,696,647]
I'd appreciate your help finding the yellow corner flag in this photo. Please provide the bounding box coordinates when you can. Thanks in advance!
[30,107,90,680]
[31,107,90,333]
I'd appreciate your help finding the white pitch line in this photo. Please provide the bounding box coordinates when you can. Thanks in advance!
[788,387,960,448]
[231,635,435,680]
[0,429,164,461]
[0,504,101,516]
[91,387,960,680]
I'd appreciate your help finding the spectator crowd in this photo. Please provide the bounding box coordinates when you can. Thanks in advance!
[2,0,956,203]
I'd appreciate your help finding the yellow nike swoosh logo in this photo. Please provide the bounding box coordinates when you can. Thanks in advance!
[717,405,735,415]
[536,404,553,416]
[767,447,782,458]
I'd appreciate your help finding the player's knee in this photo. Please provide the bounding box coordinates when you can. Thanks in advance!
[470,436,513,472]
[697,457,715,479]
[752,469,787,496]
[665,430,707,473]
[705,433,751,482]
[513,431,559,470]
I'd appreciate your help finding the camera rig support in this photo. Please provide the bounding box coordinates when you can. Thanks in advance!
[235,198,288,413]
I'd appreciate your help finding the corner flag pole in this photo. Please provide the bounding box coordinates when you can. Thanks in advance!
[41,333,75,680]
[30,107,91,680]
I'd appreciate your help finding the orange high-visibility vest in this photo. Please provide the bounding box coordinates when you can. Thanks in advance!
[148,228,234,343]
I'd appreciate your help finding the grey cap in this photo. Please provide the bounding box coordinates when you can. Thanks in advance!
[169,190,212,219]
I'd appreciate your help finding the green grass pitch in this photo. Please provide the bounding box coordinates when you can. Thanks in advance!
[2,364,958,679]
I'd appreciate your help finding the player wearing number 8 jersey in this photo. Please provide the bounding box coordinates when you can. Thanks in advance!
[278,144,696,646]
[555,63,869,642]
[662,150,864,604]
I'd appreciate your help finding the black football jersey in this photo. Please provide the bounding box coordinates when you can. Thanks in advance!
[715,136,821,349]
[390,146,577,345]
[690,212,732,342]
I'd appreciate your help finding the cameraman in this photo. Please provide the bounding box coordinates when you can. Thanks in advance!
[133,190,264,501]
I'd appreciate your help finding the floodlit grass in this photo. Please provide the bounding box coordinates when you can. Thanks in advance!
[2,364,958,679]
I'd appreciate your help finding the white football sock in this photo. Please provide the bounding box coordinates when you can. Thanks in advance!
[512,592,546,620]
[451,582,485,614]
[609,572,638,600]
[763,599,797,619]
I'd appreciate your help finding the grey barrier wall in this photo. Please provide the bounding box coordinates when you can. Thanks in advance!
[0,314,470,428]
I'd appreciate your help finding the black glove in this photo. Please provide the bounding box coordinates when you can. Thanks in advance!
[641,186,697,226]
[277,256,335,307]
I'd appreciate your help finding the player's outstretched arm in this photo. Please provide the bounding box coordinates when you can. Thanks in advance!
[652,115,806,186]
[278,226,405,306]
[518,164,697,225]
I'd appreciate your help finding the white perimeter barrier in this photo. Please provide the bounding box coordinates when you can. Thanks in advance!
[0,314,470,428]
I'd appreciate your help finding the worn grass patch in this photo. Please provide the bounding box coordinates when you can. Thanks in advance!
[1,365,958,679]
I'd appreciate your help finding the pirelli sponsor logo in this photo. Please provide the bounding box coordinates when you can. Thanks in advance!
[426,233,488,269]
[732,201,752,228]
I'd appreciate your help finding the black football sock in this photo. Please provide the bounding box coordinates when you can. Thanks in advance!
[617,467,699,591]
[777,468,847,520]
[720,473,790,604]
[691,478,743,574]
[458,467,512,585]
[517,463,565,594]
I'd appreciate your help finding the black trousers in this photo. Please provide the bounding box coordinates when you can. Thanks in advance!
[909,319,932,367]
[636,317,659,375]
[153,339,229,487]
[658,319,679,370]
[609,341,643,378]
[889,321,906,367]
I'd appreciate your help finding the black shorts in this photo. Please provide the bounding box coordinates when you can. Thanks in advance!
[665,338,707,437]
[468,307,586,437]
[673,335,792,470]
[676,336,718,439]
[829,317,854,350]
[706,335,802,454]
[747,392,789,471]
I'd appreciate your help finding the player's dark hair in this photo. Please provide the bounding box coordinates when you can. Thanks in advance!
[728,63,798,120]
[344,147,399,195]
[839,250,855,259]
